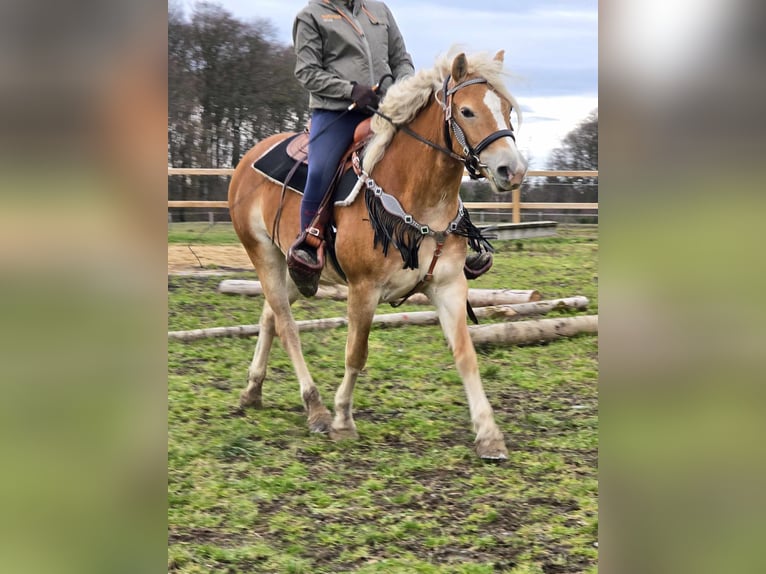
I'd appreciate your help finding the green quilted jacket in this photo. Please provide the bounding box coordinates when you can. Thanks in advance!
[292,0,414,110]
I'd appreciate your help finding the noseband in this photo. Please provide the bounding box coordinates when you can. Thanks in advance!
[440,75,517,179]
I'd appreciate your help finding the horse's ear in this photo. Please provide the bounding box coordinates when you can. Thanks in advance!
[451,53,469,83]
[494,50,505,63]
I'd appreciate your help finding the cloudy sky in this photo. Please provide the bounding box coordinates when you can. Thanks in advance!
[181,0,598,167]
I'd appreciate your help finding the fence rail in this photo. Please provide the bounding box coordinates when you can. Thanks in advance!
[168,168,598,224]
[168,168,598,178]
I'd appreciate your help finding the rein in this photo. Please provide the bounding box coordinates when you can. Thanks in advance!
[371,108,465,164]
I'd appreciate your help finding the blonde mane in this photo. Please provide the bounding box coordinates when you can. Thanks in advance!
[362,49,521,173]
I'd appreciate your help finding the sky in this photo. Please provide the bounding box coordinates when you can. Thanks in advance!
[180,0,598,168]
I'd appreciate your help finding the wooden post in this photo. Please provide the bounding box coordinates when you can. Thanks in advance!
[512,187,521,223]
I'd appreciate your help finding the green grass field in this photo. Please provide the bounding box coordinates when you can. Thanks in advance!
[168,226,598,573]
[168,222,243,245]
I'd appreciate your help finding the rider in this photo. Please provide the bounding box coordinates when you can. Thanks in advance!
[289,0,492,285]
[289,0,413,270]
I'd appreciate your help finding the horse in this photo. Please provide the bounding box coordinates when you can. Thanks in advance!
[228,50,527,460]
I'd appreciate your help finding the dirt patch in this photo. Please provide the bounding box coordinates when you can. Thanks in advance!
[167,244,252,274]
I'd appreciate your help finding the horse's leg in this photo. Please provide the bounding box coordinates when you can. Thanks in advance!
[247,245,333,433]
[433,280,508,460]
[239,300,276,409]
[330,284,380,440]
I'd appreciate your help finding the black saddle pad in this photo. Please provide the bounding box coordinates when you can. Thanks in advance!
[251,133,360,206]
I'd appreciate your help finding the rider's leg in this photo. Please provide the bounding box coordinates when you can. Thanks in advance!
[299,109,366,233]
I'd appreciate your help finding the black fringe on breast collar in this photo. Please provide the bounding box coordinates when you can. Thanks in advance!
[453,207,495,254]
[365,187,423,269]
[365,186,495,270]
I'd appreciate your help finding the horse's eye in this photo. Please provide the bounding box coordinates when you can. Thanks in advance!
[459,107,475,118]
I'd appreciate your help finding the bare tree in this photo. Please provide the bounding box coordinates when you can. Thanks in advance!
[551,109,598,175]
[522,110,598,222]
[168,1,310,220]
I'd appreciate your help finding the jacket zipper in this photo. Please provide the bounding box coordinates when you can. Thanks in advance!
[324,0,376,86]
[350,10,376,86]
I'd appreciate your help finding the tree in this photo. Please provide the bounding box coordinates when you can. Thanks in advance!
[167,1,311,221]
[168,2,202,220]
[550,109,598,173]
[523,109,598,222]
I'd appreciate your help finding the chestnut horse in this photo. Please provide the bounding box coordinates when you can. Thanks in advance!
[228,50,527,460]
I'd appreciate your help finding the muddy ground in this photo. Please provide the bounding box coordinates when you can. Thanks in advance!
[167,245,252,274]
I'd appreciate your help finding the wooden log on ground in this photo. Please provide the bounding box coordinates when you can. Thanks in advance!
[469,315,598,346]
[168,297,588,342]
[217,279,541,305]
[469,297,589,320]
[371,297,587,328]
[405,288,541,306]
[167,316,348,342]
[218,280,349,300]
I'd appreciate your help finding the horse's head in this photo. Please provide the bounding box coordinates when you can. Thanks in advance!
[444,51,527,192]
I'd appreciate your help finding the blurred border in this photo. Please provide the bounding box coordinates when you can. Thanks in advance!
[601,0,766,572]
[0,1,168,573]
[3,0,766,571]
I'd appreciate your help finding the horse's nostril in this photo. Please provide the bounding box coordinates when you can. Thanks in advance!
[496,165,512,181]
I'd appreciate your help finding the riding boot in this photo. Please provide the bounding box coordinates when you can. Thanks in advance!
[464,251,493,280]
[287,229,325,297]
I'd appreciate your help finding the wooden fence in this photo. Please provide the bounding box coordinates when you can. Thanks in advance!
[167,168,598,224]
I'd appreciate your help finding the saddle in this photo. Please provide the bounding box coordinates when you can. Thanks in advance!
[251,119,372,204]
[251,119,374,296]
[285,119,373,166]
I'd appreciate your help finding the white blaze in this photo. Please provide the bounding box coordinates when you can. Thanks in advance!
[480,89,526,186]
[483,90,509,133]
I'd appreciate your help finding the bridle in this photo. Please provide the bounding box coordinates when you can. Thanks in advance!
[440,75,516,179]
[370,74,516,179]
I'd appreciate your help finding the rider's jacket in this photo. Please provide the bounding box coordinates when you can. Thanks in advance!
[293,0,414,111]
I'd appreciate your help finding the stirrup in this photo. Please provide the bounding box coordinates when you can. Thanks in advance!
[464,251,493,280]
[287,230,325,297]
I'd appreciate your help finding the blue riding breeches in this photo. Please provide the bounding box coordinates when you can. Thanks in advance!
[301,108,369,230]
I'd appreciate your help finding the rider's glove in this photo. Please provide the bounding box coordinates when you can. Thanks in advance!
[350,83,380,110]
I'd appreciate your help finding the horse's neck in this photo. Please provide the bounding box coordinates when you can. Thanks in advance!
[374,100,464,226]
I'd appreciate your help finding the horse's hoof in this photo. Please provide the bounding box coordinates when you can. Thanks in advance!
[480,452,508,463]
[329,426,359,441]
[309,421,330,434]
[239,391,263,409]
[308,412,333,434]
[476,438,508,462]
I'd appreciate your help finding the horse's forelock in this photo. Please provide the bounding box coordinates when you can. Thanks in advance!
[460,51,522,130]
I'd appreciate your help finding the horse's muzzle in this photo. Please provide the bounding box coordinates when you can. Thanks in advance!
[490,164,526,192]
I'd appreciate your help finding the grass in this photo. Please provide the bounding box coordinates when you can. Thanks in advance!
[168,225,598,573]
[168,222,243,245]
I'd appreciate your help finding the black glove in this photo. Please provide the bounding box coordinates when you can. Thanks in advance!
[350,83,380,110]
